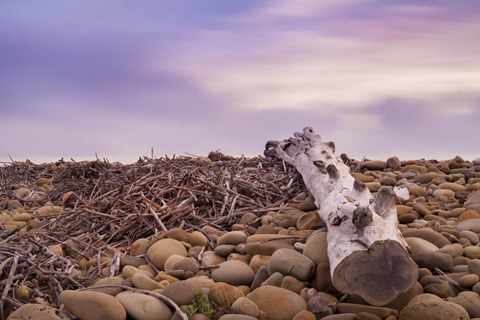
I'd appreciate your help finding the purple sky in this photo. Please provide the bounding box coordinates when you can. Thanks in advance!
[1,1,479,163]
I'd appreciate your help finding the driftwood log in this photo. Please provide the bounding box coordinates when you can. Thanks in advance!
[265,127,418,306]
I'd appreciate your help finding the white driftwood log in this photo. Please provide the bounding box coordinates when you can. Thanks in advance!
[265,127,418,306]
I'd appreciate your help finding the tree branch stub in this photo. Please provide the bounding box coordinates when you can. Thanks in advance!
[265,127,417,306]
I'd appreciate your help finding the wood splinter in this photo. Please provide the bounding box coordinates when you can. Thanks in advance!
[265,127,418,306]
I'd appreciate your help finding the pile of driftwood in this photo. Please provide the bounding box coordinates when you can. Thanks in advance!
[0,152,304,317]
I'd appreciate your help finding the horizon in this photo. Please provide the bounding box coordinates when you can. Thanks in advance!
[1,1,479,164]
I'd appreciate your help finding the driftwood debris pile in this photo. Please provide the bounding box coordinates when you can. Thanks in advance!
[0,152,304,317]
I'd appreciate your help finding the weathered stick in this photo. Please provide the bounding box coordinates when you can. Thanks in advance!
[265,127,417,306]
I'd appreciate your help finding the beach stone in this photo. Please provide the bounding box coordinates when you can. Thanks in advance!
[218,231,247,245]
[399,213,418,224]
[231,296,261,318]
[438,243,464,258]
[380,176,397,186]
[251,266,270,290]
[366,182,382,192]
[269,248,315,281]
[297,211,325,230]
[243,240,293,256]
[412,203,431,217]
[36,205,63,216]
[59,290,126,320]
[122,265,153,279]
[405,237,438,258]
[459,274,479,287]
[296,197,318,212]
[292,310,316,320]
[246,234,297,244]
[459,210,480,221]
[93,276,125,296]
[423,282,456,298]
[320,314,356,320]
[116,291,172,320]
[384,281,423,311]
[396,205,412,215]
[312,262,334,292]
[209,282,245,308]
[433,189,456,199]
[164,255,184,273]
[7,304,69,320]
[336,303,397,318]
[132,273,164,290]
[399,293,469,320]
[387,156,401,170]
[402,228,450,248]
[281,275,306,294]
[212,260,254,286]
[218,315,257,320]
[239,212,257,225]
[146,238,187,270]
[473,282,480,294]
[303,231,328,265]
[262,272,284,287]
[448,291,480,318]
[214,244,237,257]
[414,251,453,271]
[247,285,307,320]
[362,160,387,171]
[249,255,270,273]
[164,227,188,242]
[439,182,467,192]
[352,172,375,183]
[130,238,152,256]
[408,185,428,198]
[201,251,225,266]
[161,280,197,306]
[469,259,480,276]
[465,246,480,259]
[457,219,480,233]
[187,231,209,247]
[459,230,480,245]
[120,256,147,268]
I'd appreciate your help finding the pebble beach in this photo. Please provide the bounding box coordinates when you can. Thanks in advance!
[1,153,480,320]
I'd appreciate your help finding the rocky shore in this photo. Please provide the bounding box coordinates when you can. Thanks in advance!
[1,153,480,320]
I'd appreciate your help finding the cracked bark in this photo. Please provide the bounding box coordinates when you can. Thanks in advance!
[265,127,417,306]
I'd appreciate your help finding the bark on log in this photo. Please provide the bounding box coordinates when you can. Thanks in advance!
[265,127,418,306]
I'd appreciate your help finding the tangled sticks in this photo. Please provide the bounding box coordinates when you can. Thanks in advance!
[265,127,418,306]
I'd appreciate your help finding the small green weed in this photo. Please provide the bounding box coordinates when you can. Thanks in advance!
[186,291,216,318]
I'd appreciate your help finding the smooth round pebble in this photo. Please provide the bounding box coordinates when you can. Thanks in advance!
[303,231,328,265]
[469,259,480,276]
[146,239,187,270]
[231,297,260,318]
[413,251,453,271]
[405,237,438,258]
[399,293,469,320]
[116,291,172,320]
[448,291,480,318]
[459,274,479,288]
[464,246,480,259]
[59,290,126,320]
[292,310,317,320]
[93,276,125,296]
[218,315,257,320]
[7,304,69,320]
[217,231,247,245]
[269,248,315,281]
[212,260,254,286]
[459,230,479,245]
[246,285,307,320]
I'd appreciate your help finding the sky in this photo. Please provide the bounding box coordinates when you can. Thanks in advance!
[1,0,479,164]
